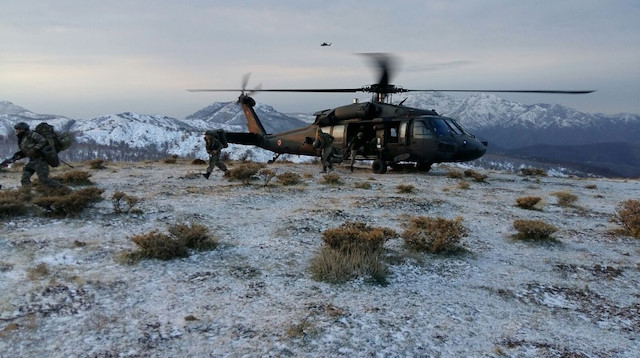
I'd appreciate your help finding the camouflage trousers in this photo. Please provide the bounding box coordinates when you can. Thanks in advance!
[321,145,334,171]
[22,158,61,187]
[206,152,227,174]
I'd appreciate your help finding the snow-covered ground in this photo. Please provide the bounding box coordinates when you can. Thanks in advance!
[1,160,639,357]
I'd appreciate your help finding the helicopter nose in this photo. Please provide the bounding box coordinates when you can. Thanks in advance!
[459,137,487,160]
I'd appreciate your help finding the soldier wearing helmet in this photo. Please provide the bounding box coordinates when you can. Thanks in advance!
[347,131,367,172]
[7,122,62,187]
[202,130,228,179]
[315,128,335,173]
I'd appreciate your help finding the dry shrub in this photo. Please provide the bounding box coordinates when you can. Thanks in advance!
[126,223,218,262]
[516,196,543,210]
[27,263,50,280]
[615,199,640,238]
[458,181,470,190]
[112,191,141,214]
[310,221,397,285]
[277,172,302,186]
[551,191,578,207]
[446,170,463,179]
[227,162,264,184]
[168,222,219,250]
[512,219,558,241]
[53,170,93,185]
[191,158,207,165]
[520,167,546,176]
[32,187,104,217]
[88,159,106,169]
[257,169,276,186]
[464,169,488,182]
[402,216,468,254]
[163,155,178,164]
[585,184,597,190]
[0,187,33,217]
[322,173,342,185]
[396,184,415,194]
[354,181,372,189]
[129,230,189,261]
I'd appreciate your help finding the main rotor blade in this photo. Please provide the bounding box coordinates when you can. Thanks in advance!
[404,89,596,94]
[188,88,364,93]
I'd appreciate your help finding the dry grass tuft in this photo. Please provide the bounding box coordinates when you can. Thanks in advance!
[277,172,302,186]
[402,216,468,254]
[354,181,372,189]
[112,191,141,214]
[310,221,397,285]
[129,230,189,261]
[227,162,264,184]
[512,219,558,241]
[168,222,219,250]
[124,222,218,262]
[322,173,342,185]
[27,263,51,280]
[191,158,207,165]
[88,159,106,170]
[446,170,464,179]
[52,170,93,185]
[257,169,276,186]
[163,155,178,164]
[520,167,546,176]
[32,187,104,217]
[464,169,488,182]
[516,196,543,210]
[396,184,415,194]
[0,187,33,217]
[614,199,640,238]
[551,191,578,207]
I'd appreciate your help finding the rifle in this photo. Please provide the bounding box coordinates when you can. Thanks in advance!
[60,159,75,169]
[1,158,15,168]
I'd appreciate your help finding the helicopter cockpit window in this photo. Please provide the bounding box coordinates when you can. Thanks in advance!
[331,125,345,143]
[429,118,451,137]
[443,119,463,135]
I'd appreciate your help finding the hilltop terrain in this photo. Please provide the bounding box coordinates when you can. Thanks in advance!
[1,160,639,357]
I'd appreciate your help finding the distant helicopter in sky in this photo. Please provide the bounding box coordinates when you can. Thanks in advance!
[320,42,332,47]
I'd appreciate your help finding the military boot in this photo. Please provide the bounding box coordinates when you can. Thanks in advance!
[203,172,211,179]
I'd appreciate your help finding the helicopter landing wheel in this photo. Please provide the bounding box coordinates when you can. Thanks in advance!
[372,159,387,174]
[416,162,432,172]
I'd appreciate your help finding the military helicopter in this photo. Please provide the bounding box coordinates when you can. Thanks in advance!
[320,42,332,47]
[189,54,593,174]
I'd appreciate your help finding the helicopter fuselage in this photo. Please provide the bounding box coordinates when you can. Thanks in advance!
[226,96,487,173]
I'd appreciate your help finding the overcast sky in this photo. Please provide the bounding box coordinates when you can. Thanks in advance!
[1,0,639,119]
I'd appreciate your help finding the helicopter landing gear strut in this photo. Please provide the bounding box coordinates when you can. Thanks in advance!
[268,153,282,164]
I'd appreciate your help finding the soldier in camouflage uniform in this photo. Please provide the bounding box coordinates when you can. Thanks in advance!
[10,122,62,187]
[203,130,228,179]
[347,131,366,172]
[313,128,335,173]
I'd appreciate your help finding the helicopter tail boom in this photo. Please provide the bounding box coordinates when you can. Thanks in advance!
[239,95,267,136]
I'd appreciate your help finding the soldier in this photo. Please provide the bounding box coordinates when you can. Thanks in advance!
[313,128,335,173]
[7,122,62,187]
[347,131,366,172]
[203,130,228,179]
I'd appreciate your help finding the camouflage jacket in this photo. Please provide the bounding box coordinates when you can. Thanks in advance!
[16,130,47,159]
[205,136,223,154]
[318,132,334,148]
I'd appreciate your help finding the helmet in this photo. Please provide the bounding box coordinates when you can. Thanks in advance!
[204,130,215,136]
[14,122,29,130]
[313,140,321,149]
[357,132,364,138]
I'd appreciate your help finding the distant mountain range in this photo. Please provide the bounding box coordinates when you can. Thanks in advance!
[1,94,639,177]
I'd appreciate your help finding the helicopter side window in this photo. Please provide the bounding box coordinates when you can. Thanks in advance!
[412,121,434,138]
[429,118,451,137]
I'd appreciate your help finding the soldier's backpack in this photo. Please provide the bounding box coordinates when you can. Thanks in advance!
[215,129,229,148]
[34,122,74,167]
